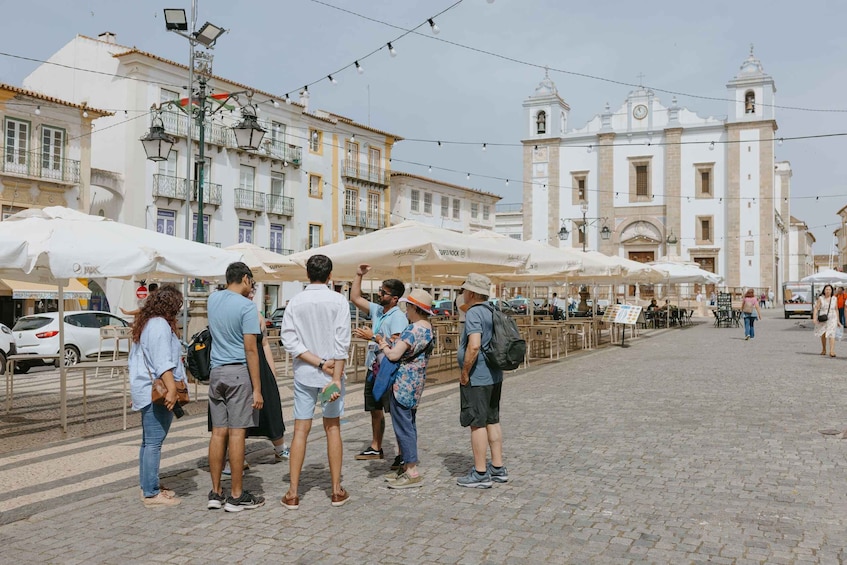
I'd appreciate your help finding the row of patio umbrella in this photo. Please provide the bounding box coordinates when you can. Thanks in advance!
[0,207,721,431]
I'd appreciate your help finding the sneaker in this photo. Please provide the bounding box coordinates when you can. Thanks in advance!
[207,490,225,510]
[456,468,493,489]
[390,454,404,470]
[224,490,265,512]
[143,492,180,507]
[331,488,350,507]
[355,447,384,460]
[383,468,403,482]
[388,472,423,489]
[274,446,290,461]
[487,462,510,483]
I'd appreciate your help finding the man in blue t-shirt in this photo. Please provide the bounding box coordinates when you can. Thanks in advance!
[206,262,265,513]
[456,273,509,489]
[351,264,408,465]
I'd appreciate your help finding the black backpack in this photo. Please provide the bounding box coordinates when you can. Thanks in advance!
[185,327,212,382]
[470,303,526,371]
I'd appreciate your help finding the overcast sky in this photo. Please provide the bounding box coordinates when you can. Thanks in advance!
[3,0,846,253]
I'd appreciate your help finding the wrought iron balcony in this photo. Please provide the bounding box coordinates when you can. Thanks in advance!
[341,160,387,186]
[265,246,293,256]
[266,194,293,216]
[152,174,187,200]
[0,147,80,184]
[191,180,223,206]
[343,210,385,229]
[260,138,302,166]
[157,110,234,147]
[234,189,266,212]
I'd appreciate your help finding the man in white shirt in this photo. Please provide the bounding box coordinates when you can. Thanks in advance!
[279,254,351,509]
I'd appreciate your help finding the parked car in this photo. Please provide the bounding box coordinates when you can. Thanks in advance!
[0,323,16,375]
[431,299,455,316]
[489,298,514,313]
[268,307,286,329]
[509,298,531,315]
[12,311,130,373]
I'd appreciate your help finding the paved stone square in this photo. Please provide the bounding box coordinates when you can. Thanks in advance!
[2,311,847,563]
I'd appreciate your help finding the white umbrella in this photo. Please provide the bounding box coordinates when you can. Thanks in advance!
[801,268,847,285]
[648,261,723,284]
[288,220,530,283]
[224,242,301,282]
[468,231,582,281]
[0,206,244,431]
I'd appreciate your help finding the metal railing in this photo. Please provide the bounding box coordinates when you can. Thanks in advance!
[0,147,80,184]
[265,246,293,256]
[343,210,386,229]
[262,138,302,166]
[153,174,187,200]
[266,194,293,216]
[191,180,223,206]
[234,189,266,212]
[341,160,387,185]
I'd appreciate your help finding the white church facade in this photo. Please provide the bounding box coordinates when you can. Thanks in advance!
[521,49,792,294]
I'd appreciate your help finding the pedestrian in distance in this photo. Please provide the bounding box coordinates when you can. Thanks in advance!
[280,254,351,509]
[350,264,408,469]
[129,284,186,507]
[740,288,763,340]
[206,262,265,513]
[376,289,435,489]
[814,284,841,358]
[456,273,509,489]
[837,287,846,327]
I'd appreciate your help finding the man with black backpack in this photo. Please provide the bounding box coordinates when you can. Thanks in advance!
[456,273,510,489]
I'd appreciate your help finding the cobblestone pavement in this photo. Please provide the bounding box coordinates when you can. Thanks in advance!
[3,311,847,564]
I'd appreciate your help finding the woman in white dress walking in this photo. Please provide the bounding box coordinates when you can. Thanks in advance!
[814,284,841,357]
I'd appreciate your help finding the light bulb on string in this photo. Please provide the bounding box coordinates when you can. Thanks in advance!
[428,165,432,173]
[482,143,487,151]
[328,74,337,84]
[466,173,470,180]
[272,99,280,108]
[709,141,715,150]
[428,19,440,34]
[35,105,41,115]
[505,179,509,187]
[778,138,784,146]
[387,42,397,57]
[350,134,355,142]
[355,61,364,74]
[285,94,291,104]
[587,145,592,153]
[437,141,442,147]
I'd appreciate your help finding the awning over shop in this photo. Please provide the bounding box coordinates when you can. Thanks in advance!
[0,278,92,300]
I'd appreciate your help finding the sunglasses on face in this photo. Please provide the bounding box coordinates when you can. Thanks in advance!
[378,289,395,298]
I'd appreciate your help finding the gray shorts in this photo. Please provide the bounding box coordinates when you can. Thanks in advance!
[208,364,259,429]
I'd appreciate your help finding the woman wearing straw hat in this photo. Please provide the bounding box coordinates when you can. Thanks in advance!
[374,289,435,489]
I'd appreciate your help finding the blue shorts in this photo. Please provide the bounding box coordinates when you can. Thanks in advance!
[292,378,346,420]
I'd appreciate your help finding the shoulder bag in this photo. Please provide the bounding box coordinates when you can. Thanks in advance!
[818,298,832,323]
[372,337,433,402]
[143,346,190,405]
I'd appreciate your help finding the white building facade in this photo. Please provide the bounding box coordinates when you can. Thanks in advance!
[389,172,500,233]
[23,33,400,312]
[521,50,792,294]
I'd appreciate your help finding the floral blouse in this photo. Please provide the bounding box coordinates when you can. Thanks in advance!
[392,323,433,409]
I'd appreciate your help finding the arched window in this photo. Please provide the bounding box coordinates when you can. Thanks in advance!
[744,91,755,114]
[536,111,546,134]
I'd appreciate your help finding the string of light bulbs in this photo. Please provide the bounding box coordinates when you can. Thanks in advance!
[308,0,847,114]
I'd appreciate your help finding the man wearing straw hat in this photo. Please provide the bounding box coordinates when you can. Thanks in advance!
[456,273,509,488]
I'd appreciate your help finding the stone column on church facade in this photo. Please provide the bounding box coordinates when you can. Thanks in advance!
[597,133,616,254]
[758,121,777,292]
[725,125,742,288]
[522,143,533,240]
[547,144,561,247]
[663,128,683,258]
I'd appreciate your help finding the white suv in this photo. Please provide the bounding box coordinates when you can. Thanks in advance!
[12,311,130,373]
[0,323,16,374]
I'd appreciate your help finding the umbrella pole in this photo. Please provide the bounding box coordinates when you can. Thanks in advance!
[58,281,67,433]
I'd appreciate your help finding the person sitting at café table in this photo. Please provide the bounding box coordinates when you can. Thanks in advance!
[646,299,659,312]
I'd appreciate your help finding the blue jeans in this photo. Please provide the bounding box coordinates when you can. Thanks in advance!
[743,313,756,338]
[139,403,174,497]
[389,392,418,464]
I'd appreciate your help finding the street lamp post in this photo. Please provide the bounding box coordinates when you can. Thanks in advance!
[557,200,611,252]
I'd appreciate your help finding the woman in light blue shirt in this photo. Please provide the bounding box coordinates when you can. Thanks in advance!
[128,284,186,507]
